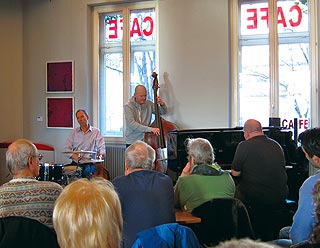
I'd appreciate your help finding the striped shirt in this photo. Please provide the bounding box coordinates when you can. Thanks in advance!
[0,177,63,228]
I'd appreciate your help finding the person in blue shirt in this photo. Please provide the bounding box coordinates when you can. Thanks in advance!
[112,140,175,248]
[289,128,320,244]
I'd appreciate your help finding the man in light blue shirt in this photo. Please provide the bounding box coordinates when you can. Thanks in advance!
[64,109,105,177]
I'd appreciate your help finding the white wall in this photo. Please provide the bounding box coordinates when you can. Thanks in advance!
[0,0,23,141]
[158,0,229,128]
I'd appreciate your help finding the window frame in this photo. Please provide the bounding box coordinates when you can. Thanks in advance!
[92,2,158,143]
[229,0,318,128]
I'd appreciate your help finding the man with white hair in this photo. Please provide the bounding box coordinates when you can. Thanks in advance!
[0,139,63,228]
[112,140,175,248]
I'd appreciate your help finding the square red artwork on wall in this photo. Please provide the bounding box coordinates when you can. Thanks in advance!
[47,97,74,128]
[46,61,74,93]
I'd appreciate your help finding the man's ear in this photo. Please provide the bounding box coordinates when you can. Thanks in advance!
[189,156,195,166]
[124,163,130,176]
[27,156,33,167]
[312,155,320,167]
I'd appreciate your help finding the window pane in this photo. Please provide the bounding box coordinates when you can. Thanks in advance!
[103,53,123,137]
[239,45,270,126]
[278,0,310,132]
[99,12,123,137]
[129,9,156,101]
[277,1,309,34]
[240,2,269,36]
[278,43,310,121]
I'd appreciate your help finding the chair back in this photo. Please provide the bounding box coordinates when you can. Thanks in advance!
[131,223,201,248]
[191,197,255,246]
[0,216,59,248]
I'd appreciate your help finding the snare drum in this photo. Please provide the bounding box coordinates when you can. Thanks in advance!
[38,163,64,183]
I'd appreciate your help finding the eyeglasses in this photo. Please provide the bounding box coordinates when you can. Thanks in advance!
[33,153,43,161]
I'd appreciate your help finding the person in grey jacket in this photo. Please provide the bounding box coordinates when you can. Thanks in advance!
[124,85,167,146]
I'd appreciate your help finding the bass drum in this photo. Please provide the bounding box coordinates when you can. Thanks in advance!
[38,163,65,184]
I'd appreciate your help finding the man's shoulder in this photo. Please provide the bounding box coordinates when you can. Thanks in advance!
[144,170,172,180]
[302,172,320,188]
[0,180,63,194]
[113,170,172,186]
[124,98,137,108]
[33,180,64,190]
[112,175,125,184]
[90,125,102,132]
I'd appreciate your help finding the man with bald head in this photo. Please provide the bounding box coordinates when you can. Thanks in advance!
[231,119,288,241]
[124,85,167,146]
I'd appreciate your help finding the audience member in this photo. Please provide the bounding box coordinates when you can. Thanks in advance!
[231,119,288,241]
[64,109,106,178]
[215,238,281,248]
[309,179,320,245]
[112,140,175,248]
[124,84,167,146]
[284,128,320,245]
[53,178,122,248]
[174,137,235,212]
[0,139,63,228]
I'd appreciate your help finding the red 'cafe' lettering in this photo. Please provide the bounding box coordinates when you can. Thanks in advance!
[108,16,154,39]
[246,5,302,29]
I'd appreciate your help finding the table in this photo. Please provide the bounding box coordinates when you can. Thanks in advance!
[175,209,201,224]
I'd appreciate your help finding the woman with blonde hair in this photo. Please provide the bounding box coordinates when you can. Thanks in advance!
[53,178,123,248]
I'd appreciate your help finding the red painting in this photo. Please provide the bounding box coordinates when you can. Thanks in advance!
[46,61,73,92]
[47,97,74,128]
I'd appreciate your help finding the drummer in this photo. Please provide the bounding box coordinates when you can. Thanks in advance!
[64,109,106,178]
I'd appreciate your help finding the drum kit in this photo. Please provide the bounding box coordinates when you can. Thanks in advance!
[37,150,104,185]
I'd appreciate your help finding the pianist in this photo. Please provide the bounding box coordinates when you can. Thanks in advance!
[231,119,288,241]
[174,137,235,212]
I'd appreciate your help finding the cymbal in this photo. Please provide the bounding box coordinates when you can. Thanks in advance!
[79,159,104,164]
[62,150,97,154]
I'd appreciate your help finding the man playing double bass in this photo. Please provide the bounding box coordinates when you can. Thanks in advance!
[124,85,167,147]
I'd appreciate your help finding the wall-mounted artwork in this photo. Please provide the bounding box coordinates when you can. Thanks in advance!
[47,97,74,128]
[46,60,74,93]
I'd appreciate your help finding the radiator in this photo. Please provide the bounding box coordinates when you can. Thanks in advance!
[105,144,126,180]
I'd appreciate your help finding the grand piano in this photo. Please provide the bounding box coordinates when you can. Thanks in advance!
[166,126,308,201]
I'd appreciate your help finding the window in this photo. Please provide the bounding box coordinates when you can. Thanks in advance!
[230,0,317,131]
[93,2,157,141]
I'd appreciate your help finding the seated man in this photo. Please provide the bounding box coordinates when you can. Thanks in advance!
[112,140,175,248]
[64,109,106,179]
[231,119,288,241]
[174,137,235,212]
[0,139,63,228]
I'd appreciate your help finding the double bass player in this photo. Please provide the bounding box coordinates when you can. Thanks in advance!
[124,84,167,147]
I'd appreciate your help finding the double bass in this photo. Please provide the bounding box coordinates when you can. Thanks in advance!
[144,72,178,173]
